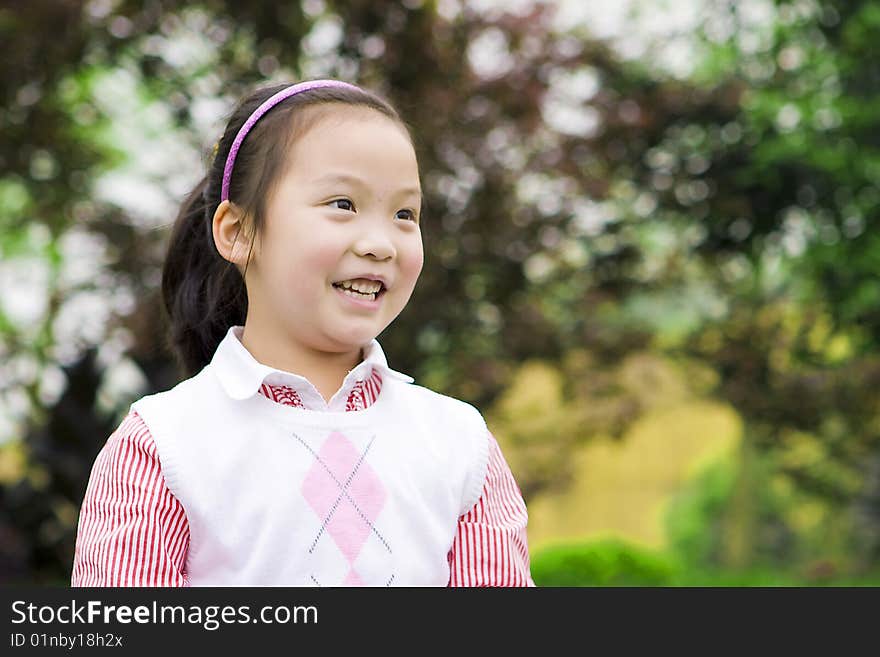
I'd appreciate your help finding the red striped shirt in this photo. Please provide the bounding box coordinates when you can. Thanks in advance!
[72,369,535,586]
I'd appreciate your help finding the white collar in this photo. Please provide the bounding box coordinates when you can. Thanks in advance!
[210,325,414,407]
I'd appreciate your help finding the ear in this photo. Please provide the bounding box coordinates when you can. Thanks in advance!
[212,199,254,270]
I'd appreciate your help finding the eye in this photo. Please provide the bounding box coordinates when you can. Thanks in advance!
[328,198,355,212]
[396,208,418,222]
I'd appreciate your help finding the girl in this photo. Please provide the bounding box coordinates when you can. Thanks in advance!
[71,79,535,587]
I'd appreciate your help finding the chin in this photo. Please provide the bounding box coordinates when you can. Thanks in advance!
[327,328,379,348]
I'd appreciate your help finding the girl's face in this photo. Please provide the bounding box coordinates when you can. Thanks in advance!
[242,106,424,354]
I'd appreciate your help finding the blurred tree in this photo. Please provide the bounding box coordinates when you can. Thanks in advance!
[4,0,879,583]
[625,0,880,573]
[2,0,742,582]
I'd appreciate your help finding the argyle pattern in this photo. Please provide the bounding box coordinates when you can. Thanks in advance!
[297,430,392,585]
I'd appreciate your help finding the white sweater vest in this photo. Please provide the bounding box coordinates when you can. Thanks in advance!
[130,356,490,587]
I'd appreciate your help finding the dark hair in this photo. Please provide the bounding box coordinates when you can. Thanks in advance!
[161,81,411,379]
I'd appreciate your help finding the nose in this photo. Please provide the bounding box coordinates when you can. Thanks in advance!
[353,217,396,260]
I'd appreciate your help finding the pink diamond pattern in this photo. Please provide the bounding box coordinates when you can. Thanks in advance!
[343,569,365,586]
[301,431,387,581]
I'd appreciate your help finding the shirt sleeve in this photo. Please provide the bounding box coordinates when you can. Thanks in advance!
[71,410,190,587]
[447,430,536,586]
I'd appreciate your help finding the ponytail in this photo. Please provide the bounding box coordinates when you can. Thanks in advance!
[161,176,247,379]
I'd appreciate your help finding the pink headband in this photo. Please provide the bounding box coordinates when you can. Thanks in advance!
[220,79,363,202]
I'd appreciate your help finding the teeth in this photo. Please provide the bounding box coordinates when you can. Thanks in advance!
[338,287,377,300]
[336,279,382,293]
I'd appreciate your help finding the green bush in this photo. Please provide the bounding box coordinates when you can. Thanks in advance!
[529,537,880,586]
[530,538,678,586]
[664,457,738,569]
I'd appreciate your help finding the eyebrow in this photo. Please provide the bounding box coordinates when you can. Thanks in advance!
[311,173,422,199]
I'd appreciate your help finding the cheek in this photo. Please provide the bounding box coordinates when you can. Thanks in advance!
[273,236,340,296]
[400,238,424,286]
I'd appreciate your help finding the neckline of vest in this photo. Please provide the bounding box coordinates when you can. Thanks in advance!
[238,367,400,427]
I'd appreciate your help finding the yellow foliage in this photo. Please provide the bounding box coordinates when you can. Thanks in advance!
[807,313,833,355]
[788,500,826,532]
[825,334,853,363]
[486,359,581,486]
[0,440,26,485]
[617,352,690,408]
[676,357,720,396]
[486,350,747,554]
[698,328,724,353]
[769,342,792,373]
[526,400,742,552]
[770,473,794,498]
[492,360,566,416]
[778,430,826,469]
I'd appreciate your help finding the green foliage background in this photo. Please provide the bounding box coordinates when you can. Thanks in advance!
[2,0,880,585]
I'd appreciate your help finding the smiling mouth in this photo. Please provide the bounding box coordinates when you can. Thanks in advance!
[331,282,387,302]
